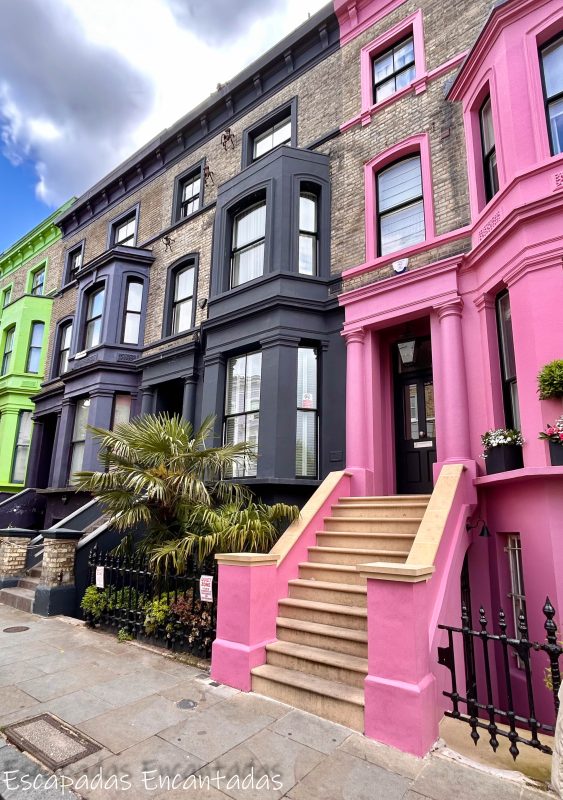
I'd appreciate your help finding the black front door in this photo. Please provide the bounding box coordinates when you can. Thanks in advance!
[394,337,436,494]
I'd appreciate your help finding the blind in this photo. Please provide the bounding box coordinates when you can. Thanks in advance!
[378,156,422,212]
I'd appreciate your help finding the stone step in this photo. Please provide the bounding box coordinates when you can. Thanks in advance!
[331,502,427,519]
[0,586,35,613]
[316,531,415,551]
[28,567,42,578]
[298,561,366,586]
[17,577,40,591]
[276,616,367,658]
[323,516,421,534]
[278,597,367,630]
[288,578,367,607]
[307,546,408,566]
[341,495,431,502]
[252,664,364,731]
[265,640,368,689]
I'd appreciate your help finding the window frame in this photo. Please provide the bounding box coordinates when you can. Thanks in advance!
[25,321,45,374]
[63,241,85,285]
[241,98,297,168]
[495,290,520,430]
[163,256,198,338]
[376,154,426,258]
[223,351,262,478]
[539,33,563,156]
[108,205,140,249]
[479,95,499,204]
[295,346,319,479]
[505,533,527,668]
[230,199,268,289]
[68,397,90,483]
[298,188,319,276]
[1,285,12,310]
[121,277,144,345]
[372,34,416,106]
[1,325,15,376]
[83,284,106,350]
[172,161,205,224]
[29,264,46,296]
[56,319,73,376]
[10,410,33,484]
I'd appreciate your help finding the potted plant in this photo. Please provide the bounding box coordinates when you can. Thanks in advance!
[481,428,524,475]
[538,360,563,400]
[539,415,563,466]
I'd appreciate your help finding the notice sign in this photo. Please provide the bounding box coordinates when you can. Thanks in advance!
[95,566,105,589]
[199,575,213,603]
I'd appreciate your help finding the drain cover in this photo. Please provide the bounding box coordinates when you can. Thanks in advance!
[3,714,102,770]
[3,626,29,633]
[177,699,198,710]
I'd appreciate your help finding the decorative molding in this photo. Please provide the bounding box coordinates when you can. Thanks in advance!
[477,209,502,242]
[0,199,74,278]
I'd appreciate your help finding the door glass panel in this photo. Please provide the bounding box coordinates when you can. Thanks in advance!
[404,383,419,440]
[424,382,435,439]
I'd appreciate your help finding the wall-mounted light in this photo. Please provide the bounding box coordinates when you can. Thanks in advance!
[221,128,236,151]
[204,165,215,186]
[466,518,491,538]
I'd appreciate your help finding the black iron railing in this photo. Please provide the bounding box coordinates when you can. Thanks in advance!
[86,545,217,659]
[438,597,562,759]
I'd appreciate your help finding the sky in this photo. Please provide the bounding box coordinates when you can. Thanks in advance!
[0,0,327,253]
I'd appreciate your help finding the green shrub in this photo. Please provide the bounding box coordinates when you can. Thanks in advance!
[143,595,173,635]
[538,360,563,400]
[117,628,134,643]
[107,587,148,611]
[80,586,109,621]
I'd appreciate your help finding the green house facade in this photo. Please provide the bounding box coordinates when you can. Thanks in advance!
[0,201,73,496]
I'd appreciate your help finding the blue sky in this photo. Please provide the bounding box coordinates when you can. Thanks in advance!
[0,154,54,253]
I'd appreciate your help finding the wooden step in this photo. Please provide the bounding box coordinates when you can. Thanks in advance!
[331,502,427,519]
[276,616,367,657]
[252,664,364,731]
[323,516,421,534]
[307,546,407,566]
[0,586,35,613]
[298,561,366,586]
[265,641,367,689]
[288,578,366,608]
[278,597,367,630]
[316,531,414,551]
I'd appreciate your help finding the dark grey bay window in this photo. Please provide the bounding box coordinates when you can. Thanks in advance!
[540,35,563,155]
[30,265,45,296]
[296,347,318,478]
[26,322,44,374]
[299,190,318,276]
[58,321,73,375]
[179,173,201,218]
[69,398,90,481]
[224,351,262,477]
[377,156,425,256]
[480,96,499,203]
[122,279,143,344]
[84,286,105,349]
[112,394,132,429]
[113,214,136,246]
[496,290,520,429]
[1,326,14,376]
[172,265,195,334]
[11,411,32,484]
[253,116,291,160]
[373,36,415,104]
[231,201,266,288]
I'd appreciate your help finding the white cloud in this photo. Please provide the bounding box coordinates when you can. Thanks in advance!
[0,0,327,207]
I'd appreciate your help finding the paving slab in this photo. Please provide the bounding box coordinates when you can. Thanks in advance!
[338,732,426,779]
[84,667,180,707]
[411,756,523,800]
[0,685,38,716]
[0,743,78,798]
[16,664,120,702]
[158,679,237,714]
[271,709,351,754]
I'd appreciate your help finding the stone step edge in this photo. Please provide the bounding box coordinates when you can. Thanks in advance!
[276,616,368,642]
[266,640,368,673]
[278,597,367,617]
[252,664,365,706]
[288,578,367,594]
[308,546,409,558]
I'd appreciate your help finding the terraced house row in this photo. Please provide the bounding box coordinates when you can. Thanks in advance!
[1,0,562,761]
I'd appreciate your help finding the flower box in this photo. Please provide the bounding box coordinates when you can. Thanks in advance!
[549,441,563,467]
[485,444,524,475]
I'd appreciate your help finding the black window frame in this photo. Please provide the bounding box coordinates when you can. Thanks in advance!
[25,320,44,374]
[230,199,267,289]
[172,162,205,223]
[30,264,46,296]
[1,325,15,376]
[372,34,416,105]
[295,346,319,479]
[68,397,90,483]
[83,284,106,350]
[163,256,198,338]
[496,290,520,430]
[64,241,85,285]
[242,98,297,168]
[57,319,73,376]
[540,33,563,156]
[479,95,499,203]
[121,277,144,345]
[223,350,262,478]
[376,154,425,257]
[108,205,140,249]
[298,185,319,276]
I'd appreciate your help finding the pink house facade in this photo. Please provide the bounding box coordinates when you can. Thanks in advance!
[212,0,563,758]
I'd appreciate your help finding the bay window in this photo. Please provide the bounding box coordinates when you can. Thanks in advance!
[296,347,318,478]
[26,321,44,374]
[1,327,15,376]
[11,411,33,484]
[122,279,143,345]
[231,201,266,287]
[480,96,499,202]
[224,352,262,477]
[540,35,563,155]
[69,398,90,481]
[84,286,105,349]
[496,291,520,429]
[377,156,425,256]
[298,191,318,276]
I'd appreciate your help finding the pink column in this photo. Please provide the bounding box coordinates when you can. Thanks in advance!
[344,328,370,492]
[211,554,278,691]
[363,566,439,756]
[436,300,471,462]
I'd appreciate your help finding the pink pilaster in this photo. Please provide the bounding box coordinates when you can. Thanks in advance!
[343,328,370,492]
[363,567,439,756]
[211,554,278,691]
[436,300,471,461]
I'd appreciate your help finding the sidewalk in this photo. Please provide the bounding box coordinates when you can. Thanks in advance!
[0,604,555,800]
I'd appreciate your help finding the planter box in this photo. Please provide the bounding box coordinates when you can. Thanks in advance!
[486,444,524,475]
[549,440,563,467]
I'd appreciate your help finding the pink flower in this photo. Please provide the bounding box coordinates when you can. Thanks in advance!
[559,432,563,440]
[546,426,556,435]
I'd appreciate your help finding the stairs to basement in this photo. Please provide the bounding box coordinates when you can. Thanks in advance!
[0,567,41,613]
[251,494,431,731]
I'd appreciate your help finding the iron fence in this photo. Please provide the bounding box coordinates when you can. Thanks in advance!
[437,597,562,759]
[86,544,217,659]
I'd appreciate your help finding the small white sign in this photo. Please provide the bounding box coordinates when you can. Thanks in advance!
[199,575,213,603]
[414,441,434,449]
[95,566,105,589]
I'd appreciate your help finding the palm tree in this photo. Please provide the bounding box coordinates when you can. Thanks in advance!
[73,413,298,566]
